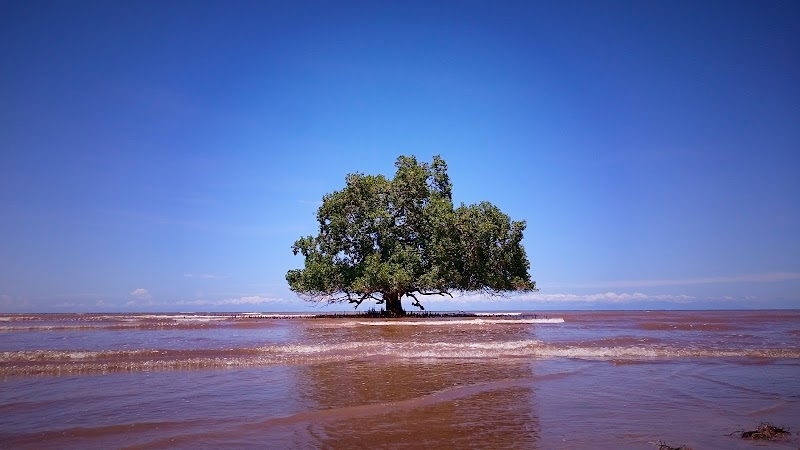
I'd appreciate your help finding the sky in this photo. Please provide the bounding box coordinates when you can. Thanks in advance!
[1,0,798,312]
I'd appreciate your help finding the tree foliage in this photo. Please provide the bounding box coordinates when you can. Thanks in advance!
[286,155,536,314]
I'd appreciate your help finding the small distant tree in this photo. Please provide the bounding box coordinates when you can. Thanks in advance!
[286,155,536,315]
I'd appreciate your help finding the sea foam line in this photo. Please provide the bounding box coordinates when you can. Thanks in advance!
[354,318,564,326]
[4,339,799,378]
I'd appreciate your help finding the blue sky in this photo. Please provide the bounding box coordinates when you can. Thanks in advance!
[1,1,798,312]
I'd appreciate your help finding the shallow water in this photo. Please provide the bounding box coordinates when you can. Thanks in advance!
[1,310,798,448]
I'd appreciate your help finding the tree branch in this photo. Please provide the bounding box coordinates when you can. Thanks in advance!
[407,292,425,311]
[418,290,453,298]
[347,295,365,309]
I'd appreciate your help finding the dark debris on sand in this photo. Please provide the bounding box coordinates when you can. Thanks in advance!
[653,441,693,450]
[734,422,792,441]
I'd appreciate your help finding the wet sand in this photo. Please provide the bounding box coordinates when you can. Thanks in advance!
[1,310,799,448]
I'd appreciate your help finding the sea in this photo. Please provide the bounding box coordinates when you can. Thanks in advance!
[1,310,798,449]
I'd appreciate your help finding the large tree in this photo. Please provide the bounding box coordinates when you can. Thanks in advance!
[286,155,536,315]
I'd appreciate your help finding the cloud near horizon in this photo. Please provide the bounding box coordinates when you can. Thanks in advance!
[183,273,227,279]
[523,292,696,303]
[128,289,154,306]
[554,272,800,289]
[176,295,286,306]
[422,291,698,304]
[130,288,152,300]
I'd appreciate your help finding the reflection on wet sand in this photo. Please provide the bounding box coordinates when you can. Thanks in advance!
[297,359,541,448]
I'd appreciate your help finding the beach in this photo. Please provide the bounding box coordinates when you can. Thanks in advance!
[1,310,799,448]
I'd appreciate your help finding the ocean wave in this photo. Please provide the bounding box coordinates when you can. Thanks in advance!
[473,312,522,316]
[353,318,565,326]
[0,314,563,332]
[0,322,222,331]
[0,316,39,322]
[4,339,799,377]
[637,322,740,332]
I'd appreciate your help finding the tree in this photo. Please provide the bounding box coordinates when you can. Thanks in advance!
[286,155,536,316]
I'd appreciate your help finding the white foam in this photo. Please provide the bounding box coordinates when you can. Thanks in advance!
[473,312,522,316]
[0,325,94,331]
[172,316,228,322]
[270,341,380,354]
[257,339,800,361]
[257,340,548,361]
[0,349,159,362]
[354,318,564,326]
[0,316,37,322]
[130,314,231,321]
[243,314,316,319]
[4,341,799,377]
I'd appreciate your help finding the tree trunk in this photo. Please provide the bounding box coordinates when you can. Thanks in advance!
[384,291,405,317]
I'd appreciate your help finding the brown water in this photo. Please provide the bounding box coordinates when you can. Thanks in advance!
[1,310,799,448]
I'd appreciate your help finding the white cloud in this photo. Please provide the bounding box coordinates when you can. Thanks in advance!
[529,292,696,303]
[557,272,800,289]
[298,199,323,206]
[184,273,227,279]
[177,295,285,306]
[130,288,152,300]
[421,291,697,304]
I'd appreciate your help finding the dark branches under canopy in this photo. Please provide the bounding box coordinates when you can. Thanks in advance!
[286,155,536,315]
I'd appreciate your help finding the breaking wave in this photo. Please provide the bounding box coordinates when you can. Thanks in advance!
[353,318,565,326]
[3,339,798,377]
